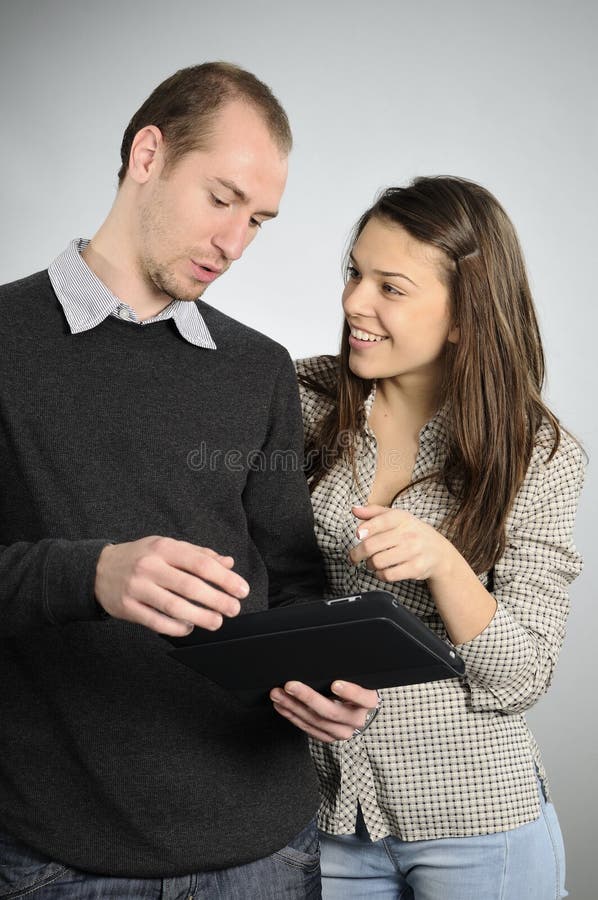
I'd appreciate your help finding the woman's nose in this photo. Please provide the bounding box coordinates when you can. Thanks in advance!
[342,280,375,317]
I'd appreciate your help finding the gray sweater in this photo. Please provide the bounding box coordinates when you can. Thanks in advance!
[0,271,323,877]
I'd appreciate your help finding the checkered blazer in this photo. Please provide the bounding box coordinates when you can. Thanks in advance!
[296,354,585,841]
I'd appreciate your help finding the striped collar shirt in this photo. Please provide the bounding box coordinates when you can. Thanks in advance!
[48,239,217,349]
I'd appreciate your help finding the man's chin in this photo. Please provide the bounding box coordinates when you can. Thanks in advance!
[177,276,211,302]
[159,279,208,303]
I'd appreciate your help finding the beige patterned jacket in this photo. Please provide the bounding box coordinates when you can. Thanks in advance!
[297,355,585,841]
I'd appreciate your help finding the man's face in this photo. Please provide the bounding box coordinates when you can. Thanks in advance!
[136,100,288,302]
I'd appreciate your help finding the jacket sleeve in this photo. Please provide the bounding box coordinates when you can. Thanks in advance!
[0,538,112,636]
[455,430,585,713]
[242,352,326,608]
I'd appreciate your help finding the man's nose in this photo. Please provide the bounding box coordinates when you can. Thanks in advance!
[212,218,249,262]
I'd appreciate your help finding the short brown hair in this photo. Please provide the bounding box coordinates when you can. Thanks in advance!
[117,61,292,186]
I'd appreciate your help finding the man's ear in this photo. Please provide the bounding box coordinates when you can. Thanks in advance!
[127,125,164,185]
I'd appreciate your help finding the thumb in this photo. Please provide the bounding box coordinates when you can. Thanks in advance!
[352,504,387,519]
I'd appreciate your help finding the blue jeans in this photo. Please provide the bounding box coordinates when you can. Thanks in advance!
[320,786,566,900]
[0,819,321,899]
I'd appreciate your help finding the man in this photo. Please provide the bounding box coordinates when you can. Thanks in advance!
[0,62,376,898]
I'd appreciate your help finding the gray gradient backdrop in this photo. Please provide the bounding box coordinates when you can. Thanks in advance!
[1,1,596,896]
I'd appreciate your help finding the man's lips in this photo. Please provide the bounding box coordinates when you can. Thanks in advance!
[190,260,223,283]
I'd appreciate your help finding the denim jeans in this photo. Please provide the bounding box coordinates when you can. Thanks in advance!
[319,784,567,900]
[0,818,321,899]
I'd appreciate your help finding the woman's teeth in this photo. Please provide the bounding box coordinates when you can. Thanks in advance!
[351,328,387,342]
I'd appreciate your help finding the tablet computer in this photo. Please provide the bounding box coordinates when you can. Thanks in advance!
[165,590,465,705]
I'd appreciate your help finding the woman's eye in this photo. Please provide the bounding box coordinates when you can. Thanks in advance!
[383,283,404,296]
[346,265,360,281]
[249,217,263,229]
[211,194,228,208]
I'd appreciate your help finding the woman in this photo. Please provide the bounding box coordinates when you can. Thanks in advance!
[270,176,585,899]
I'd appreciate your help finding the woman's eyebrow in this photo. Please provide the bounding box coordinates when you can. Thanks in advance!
[349,252,418,287]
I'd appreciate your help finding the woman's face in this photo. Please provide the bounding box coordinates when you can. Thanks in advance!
[342,217,458,389]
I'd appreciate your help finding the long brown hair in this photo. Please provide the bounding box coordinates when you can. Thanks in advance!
[300,176,562,574]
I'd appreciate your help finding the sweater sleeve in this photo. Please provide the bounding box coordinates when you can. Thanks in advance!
[0,538,112,635]
[243,352,326,607]
[455,429,585,714]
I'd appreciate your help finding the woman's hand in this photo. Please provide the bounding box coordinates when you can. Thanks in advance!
[270,680,380,743]
[349,504,456,582]
[350,504,497,644]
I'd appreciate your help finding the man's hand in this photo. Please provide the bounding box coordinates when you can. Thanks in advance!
[270,680,380,742]
[94,536,249,636]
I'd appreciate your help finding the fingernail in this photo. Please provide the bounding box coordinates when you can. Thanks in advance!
[356,527,368,541]
[285,682,299,695]
[332,681,345,693]
[236,583,250,598]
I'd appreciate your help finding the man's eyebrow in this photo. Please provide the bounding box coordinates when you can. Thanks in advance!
[214,178,278,219]
[349,252,418,287]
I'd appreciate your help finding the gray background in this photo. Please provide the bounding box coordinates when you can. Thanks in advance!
[1,0,596,896]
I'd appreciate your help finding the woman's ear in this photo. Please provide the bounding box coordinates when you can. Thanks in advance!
[448,324,460,344]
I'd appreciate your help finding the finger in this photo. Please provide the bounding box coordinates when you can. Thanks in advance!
[270,691,357,742]
[275,682,367,731]
[116,597,213,637]
[133,607,197,637]
[183,546,236,570]
[157,563,242,618]
[123,582,224,632]
[350,529,403,565]
[158,540,250,599]
[271,702,341,743]
[330,680,380,710]
[351,508,411,547]
[352,504,388,519]
[164,541,249,600]
[374,562,427,582]
[362,545,413,573]
[214,554,235,568]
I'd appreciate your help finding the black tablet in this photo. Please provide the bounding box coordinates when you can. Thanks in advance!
[165,591,465,704]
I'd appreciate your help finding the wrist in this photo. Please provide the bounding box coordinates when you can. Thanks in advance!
[428,537,463,586]
[94,542,116,604]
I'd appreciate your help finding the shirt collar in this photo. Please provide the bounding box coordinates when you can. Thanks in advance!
[48,239,217,350]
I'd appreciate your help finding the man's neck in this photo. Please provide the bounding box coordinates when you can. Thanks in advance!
[81,217,172,321]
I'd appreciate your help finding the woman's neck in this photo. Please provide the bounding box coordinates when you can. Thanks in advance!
[375,376,442,433]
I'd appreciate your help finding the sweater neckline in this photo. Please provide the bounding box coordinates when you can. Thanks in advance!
[82,314,184,344]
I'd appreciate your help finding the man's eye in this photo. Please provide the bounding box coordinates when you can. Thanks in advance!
[211,194,228,208]
[249,217,263,229]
